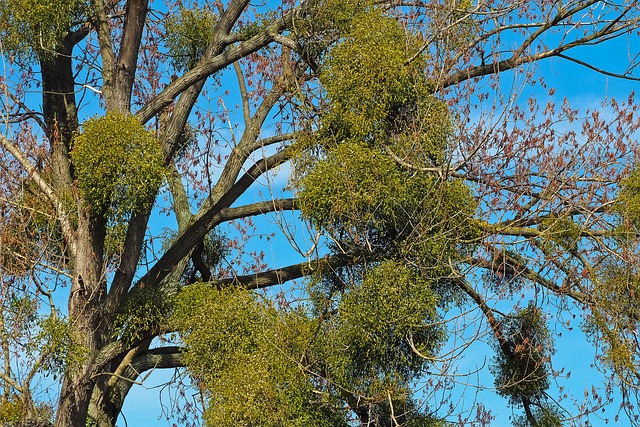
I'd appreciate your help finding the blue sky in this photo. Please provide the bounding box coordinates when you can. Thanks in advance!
[113,47,640,426]
[3,2,638,426]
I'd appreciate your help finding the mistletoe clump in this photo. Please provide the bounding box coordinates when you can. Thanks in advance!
[0,0,88,59]
[165,7,217,71]
[72,111,165,221]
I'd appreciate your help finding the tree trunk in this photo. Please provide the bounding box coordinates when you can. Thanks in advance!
[54,211,107,427]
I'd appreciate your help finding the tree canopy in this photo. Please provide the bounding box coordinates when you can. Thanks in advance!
[1,1,640,426]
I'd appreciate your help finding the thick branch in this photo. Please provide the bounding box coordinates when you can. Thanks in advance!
[136,13,292,124]
[138,149,293,289]
[214,253,348,290]
[91,0,116,100]
[110,0,149,111]
[217,198,296,224]
[128,346,185,373]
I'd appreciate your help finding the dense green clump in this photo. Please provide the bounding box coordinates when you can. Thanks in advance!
[297,140,478,264]
[584,265,640,377]
[172,284,344,427]
[38,315,87,376]
[616,166,640,228]
[539,215,581,250]
[492,304,554,404]
[165,7,217,71]
[317,8,450,162]
[172,281,449,426]
[71,111,166,221]
[320,10,416,140]
[0,0,89,59]
[329,260,444,395]
[293,0,371,61]
[114,286,174,345]
[295,7,476,265]
[297,142,403,230]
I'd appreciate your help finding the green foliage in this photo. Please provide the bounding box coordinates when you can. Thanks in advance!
[297,142,403,230]
[71,111,166,221]
[585,265,640,376]
[172,284,344,427]
[295,5,476,266]
[0,0,88,59]
[32,315,88,378]
[492,304,554,404]
[616,166,640,228]
[114,286,174,345]
[328,260,444,396]
[539,215,581,250]
[0,397,22,424]
[293,0,371,60]
[0,395,53,425]
[165,7,217,71]
[320,9,433,143]
[513,406,563,427]
[296,141,478,265]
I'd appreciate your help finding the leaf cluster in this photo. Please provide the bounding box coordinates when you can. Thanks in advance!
[295,8,477,266]
[31,314,88,379]
[71,111,166,222]
[0,0,89,60]
[616,166,640,230]
[326,260,444,396]
[172,284,343,427]
[114,285,174,345]
[172,281,449,426]
[165,7,217,71]
[319,9,438,146]
[0,395,52,426]
[293,0,372,65]
[296,141,478,266]
[539,215,581,251]
[585,265,640,377]
[492,304,554,405]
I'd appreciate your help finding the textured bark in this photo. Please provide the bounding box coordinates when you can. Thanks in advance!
[40,40,77,193]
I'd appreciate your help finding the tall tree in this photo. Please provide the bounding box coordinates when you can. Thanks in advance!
[1,1,640,426]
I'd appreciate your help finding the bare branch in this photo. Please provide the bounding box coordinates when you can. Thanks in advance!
[0,134,76,255]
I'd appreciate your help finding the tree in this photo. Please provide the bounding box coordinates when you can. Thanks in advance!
[1,0,640,426]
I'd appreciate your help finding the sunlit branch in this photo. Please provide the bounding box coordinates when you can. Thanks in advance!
[91,0,116,100]
[136,9,294,123]
[217,198,296,224]
[234,61,251,123]
[128,346,185,373]
[0,315,21,396]
[166,161,192,232]
[0,134,77,255]
[139,148,293,289]
[214,253,349,290]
